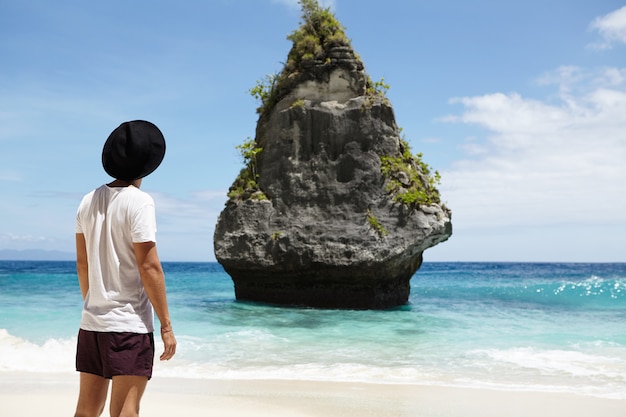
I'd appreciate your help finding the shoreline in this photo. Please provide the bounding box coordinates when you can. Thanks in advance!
[1,372,625,417]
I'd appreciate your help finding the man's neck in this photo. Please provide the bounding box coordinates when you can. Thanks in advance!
[107,179,142,188]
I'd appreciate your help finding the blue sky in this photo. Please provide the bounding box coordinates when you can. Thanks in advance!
[1,0,624,262]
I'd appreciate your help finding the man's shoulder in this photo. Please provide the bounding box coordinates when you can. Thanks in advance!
[78,187,99,205]
[125,187,155,205]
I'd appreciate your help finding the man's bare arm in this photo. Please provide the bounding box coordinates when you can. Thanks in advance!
[76,233,89,300]
[133,241,177,361]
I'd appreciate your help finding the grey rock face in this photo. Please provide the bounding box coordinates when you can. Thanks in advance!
[214,52,451,309]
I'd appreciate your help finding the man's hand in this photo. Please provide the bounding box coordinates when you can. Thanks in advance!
[160,328,177,361]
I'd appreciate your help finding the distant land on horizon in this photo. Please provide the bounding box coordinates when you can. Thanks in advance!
[0,250,622,264]
[0,249,217,263]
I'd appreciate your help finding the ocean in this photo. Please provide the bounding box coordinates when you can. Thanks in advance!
[0,261,624,399]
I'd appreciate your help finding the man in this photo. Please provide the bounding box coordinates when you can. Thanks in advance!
[74,120,177,417]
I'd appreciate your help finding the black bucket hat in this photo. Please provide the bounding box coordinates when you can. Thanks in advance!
[102,120,166,180]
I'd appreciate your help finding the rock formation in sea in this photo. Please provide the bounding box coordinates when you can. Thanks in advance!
[214,0,452,309]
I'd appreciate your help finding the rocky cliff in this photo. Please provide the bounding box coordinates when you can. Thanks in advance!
[214,1,452,309]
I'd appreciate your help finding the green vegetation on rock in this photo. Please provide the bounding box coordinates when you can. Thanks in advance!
[285,0,350,73]
[361,76,390,110]
[290,98,306,109]
[249,0,384,117]
[381,139,441,208]
[228,138,267,201]
[367,209,388,238]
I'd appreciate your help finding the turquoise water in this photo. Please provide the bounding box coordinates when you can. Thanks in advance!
[0,261,625,398]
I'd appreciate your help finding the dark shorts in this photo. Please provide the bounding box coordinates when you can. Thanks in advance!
[76,329,155,379]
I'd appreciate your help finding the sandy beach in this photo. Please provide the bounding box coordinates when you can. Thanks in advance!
[1,372,624,417]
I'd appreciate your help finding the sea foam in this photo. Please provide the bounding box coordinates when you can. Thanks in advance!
[0,329,75,373]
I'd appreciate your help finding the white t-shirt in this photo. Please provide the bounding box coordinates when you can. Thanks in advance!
[75,185,156,333]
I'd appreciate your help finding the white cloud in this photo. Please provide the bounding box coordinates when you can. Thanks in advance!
[589,6,626,49]
[0,233,57,252]
[151,190,227,231]
[0,171,22,182]
[0,233,49,243]
[148,190,229,260]
[441,66,626,231]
